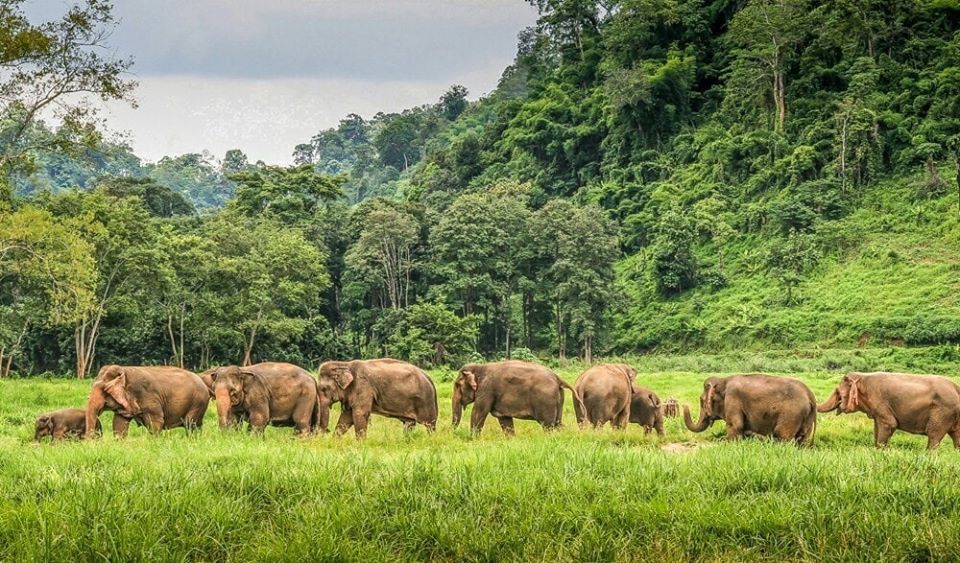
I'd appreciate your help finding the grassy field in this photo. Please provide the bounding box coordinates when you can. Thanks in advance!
[3,357,960,561]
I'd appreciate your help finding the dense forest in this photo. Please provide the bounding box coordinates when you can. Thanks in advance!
[2,0,959,377]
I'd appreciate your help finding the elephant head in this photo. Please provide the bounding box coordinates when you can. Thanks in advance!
[34,415,53,442]
[684,377,726,432]
[208,365,260,429]
[452,366,479,427]
[316,361,352,432]
[818,372,864,414]
[85,365,142,437]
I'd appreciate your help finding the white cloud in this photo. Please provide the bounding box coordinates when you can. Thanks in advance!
[104,58,512,165]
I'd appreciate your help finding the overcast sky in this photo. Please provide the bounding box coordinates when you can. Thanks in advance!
[27,0,538,164]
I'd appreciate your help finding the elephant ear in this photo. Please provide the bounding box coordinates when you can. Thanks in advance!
[199,369,217,396]
[844,375,861,410]
[704,382,716,412]
[334,367,354,389]
[239,370,260,390]
[103,370,139,414]
[462,370,477,391]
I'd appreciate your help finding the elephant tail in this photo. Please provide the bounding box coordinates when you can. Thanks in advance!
[556,376,587,421]
[801,403,817,447]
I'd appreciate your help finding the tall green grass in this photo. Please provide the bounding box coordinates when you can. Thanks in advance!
[2,363,959,561]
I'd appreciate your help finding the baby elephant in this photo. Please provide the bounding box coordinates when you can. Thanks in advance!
[35,408,100,442]
[629,386,664,437]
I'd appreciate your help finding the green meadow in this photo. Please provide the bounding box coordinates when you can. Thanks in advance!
[3,352,960,561]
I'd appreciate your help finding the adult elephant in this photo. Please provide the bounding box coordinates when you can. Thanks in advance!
[208,362,318,435]
[316,358,437,438]
[85,365,210,438]
[818,372,960,449]
[684,374,816,445]
[452,360,586,435]
[630,386,665,437]
[573,363,636,428]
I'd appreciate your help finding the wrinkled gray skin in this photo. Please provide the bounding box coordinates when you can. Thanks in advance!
[207,362,318,435]
[85,365,210,438]
[316,359,438,439]
[573,363,637,428]
[818,372,960,449]
[35,408,99,442]
[629,386,664,437]
[684,374,817,445]
[453,360,586,435]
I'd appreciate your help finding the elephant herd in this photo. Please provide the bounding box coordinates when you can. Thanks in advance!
[32,359,960,450]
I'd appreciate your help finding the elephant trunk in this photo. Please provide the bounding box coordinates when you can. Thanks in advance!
[451,388,463,428]
[683,404,711,432]
[85,386,106,438]
[215,387,232,428]
[317,396,331,433]
[817,389,841,413]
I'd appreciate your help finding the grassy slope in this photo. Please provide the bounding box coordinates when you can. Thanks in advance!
[3,364,960,561]
[615,175,960,352]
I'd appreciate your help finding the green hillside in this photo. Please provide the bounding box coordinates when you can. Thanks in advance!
[3,0,960,373]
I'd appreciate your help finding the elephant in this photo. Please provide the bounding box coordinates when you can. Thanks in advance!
[629,386,664,437]
[85,365,210,438]
[35,408,99,442]
[452,360,586,435]
[684,374,817,445]
[817,372,960,449]
[316,358,438,438]
[573,363,637,428]
[208,362,318,435]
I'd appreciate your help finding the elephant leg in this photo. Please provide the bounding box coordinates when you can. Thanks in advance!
[52,428,67,441]
[949,429,960,449]
[470,396,493,436]
[772,418,801,442]
[334,408,354,436]
[725,413,745,440]
[497,416,515,436]
[402,419,416,433]
[613,407,629,430]
[352,410,370,439]
[142,410,165,435]
[248,409,269,434]
[874,420,896,447]
[292,399,314,436]
[112,415,131,438]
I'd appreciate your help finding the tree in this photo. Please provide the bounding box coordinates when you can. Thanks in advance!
[532,200,619,361]
[765,229,820,303]
[650,207,697,297]
[0,206,96,375]
[377,303,479,367]
[148,152,233,209]
[0,0,136,193]
[375,114,421,170]
[221,149,250,175]
[439,84,469,121]
[725,0,810,132]
[203,217,330,366]
[41,189,160,377]
[97,176,195,217]
[344,202,420,312]
[229,164,344,223]
[430,189,533,354]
